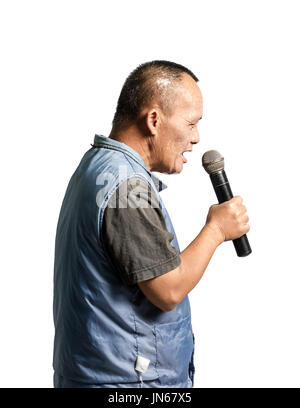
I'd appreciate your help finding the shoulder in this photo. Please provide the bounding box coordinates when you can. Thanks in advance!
[106,175,160,210]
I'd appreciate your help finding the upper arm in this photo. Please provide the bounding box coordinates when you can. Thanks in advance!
[102,176,181,309]
[137,260,182,312]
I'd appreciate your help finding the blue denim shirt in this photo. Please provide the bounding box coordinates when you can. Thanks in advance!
[53,134,195,387]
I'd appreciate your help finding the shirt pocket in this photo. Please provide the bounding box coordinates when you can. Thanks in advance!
[154,315,194,386]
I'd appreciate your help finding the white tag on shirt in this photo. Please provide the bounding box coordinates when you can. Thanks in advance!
[135,355,150,373]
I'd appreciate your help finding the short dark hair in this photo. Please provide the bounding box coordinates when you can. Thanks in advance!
[111,60,199,131]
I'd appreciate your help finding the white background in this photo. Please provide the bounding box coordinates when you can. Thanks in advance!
[0,0,299,388]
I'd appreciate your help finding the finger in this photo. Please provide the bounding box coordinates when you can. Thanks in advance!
[242,215,249,223]
[234,195,243,203]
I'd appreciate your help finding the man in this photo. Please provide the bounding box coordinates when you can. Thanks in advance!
[53,60,250,388]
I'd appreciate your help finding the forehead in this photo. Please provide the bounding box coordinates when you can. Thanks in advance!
[172,75,203,118]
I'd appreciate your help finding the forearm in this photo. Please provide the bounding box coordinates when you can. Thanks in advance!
[171,223,223,304]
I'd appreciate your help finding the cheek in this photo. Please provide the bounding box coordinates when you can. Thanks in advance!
[173,134,188,154]
[159,123,186,159]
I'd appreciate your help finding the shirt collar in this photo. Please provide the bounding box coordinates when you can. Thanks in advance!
[92,134,168,192]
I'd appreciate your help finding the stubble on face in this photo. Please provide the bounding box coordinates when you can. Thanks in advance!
[153,75,203,174]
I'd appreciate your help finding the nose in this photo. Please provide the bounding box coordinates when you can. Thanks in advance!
[192,128,200,144]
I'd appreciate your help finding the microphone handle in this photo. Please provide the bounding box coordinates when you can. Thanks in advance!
[210,170,252,257]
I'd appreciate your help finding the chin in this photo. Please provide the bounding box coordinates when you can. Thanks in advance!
[167,165,183,175]
[157,159,183,174]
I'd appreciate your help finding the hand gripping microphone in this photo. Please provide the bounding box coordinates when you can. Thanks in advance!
[202,150,252,257]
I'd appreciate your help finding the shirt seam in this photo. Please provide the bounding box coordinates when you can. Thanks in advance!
[126,252,180,276]
[127,255,181,286]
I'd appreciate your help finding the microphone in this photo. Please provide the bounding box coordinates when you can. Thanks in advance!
[202,150,252,257]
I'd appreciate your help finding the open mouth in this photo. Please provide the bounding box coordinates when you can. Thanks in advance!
[181,151,192,163]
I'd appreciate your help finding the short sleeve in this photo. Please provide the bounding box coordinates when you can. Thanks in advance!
[101,176,181,286]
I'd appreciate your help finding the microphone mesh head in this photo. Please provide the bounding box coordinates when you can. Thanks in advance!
[202,150,224,174]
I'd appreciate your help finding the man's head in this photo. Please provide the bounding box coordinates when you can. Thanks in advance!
[110,60,203,174]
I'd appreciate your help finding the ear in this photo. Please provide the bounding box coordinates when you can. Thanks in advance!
[145,108,160,136]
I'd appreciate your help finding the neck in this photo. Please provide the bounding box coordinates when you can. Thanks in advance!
[109,125,154,171]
